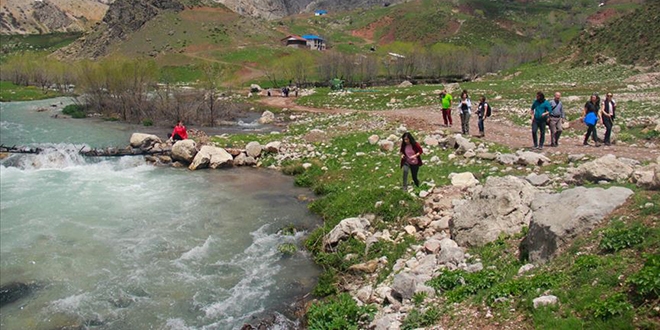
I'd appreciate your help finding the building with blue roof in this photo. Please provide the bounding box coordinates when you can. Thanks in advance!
[314,10,328,16]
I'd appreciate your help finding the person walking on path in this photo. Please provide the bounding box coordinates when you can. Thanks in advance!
[601,92,616,146]
[400,132,423,190]
[476,95,491,137]
[548,92,565,147]
[530,91,551,150]
[582,94,601,147]
[458,90,472,135]
[439,90,453,127]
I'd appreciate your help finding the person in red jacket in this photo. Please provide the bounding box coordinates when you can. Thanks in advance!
[399,132,423,190]
[169,120,188,141]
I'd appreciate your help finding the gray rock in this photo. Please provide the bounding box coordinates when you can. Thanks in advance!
[437,246,465,266]
[245,141,262,158]
[451,176,536,247]
[323,217,370,251]
[368,134,380,145]
[477,152,497,160]
[533,295,559,309]
[526,173,551,186]
[632,163,660,190]
[189,145,233,170]
[466,262,483,273]
[129,133,162,149]
[453,134,476,154]
[522,186,634,263]
[371,313,402,330]
[450,172,479,188]
[233,152,257,166]
[264,141,281,153]
[496,153,519,165]
[423,238,442,254]
[568,154,586,163]
[392,273,417,300]
[518,264,536,275]
[379,140,395,152]
[171,139,197,163]
[258,110,275,124]
[573,154,634,182]
[516,150,551,166]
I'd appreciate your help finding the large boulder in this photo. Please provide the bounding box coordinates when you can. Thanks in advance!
[515,150,551,166]
[448,134,476,154]
[450,172,479,188]
[171,139,197,163]
[233,152,257,166]
[379,140,395,152]
[129,133,162,149]
[451,176,536,247]
[521,186,634,263]
[573,154,634,182]
[632,163,660,190]
[245,141,263,158]
[189,145,233,170]
[258,110,275,124]
[323,217,371,251]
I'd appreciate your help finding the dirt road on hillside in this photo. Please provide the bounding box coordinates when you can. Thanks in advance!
[259,96,660,162]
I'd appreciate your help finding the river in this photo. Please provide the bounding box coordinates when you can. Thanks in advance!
[0,98,321,330]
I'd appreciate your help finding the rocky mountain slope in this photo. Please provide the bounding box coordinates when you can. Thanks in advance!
[0,0,112,35]
[215,0,405,19]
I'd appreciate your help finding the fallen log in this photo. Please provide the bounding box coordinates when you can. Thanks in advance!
[1,144,171,157]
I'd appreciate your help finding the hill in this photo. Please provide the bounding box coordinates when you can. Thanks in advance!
[569,0,660,66]
[0,0,111,35]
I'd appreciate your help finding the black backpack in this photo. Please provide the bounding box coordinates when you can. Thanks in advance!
[486,103,492,117]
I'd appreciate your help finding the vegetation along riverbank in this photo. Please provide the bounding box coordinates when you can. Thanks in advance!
[1,0,659,329]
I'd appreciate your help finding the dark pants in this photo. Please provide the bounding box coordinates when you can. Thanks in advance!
[584,125,598,144]
[603,117,613,144]
[532,118,547,148]
[478,117,485,135]
[442,108,452,126]
[402,164,420,188]
[460,112,470,135]
[168,133,184,141]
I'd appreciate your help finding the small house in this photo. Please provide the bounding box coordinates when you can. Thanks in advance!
[281,35,308,48]
[314,10,328,16]
[302,34,326,50]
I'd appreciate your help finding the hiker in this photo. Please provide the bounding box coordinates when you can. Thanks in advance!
[439,90,453,127]
[168,120,188,142]
[601,92,616,146]
[582,94,600,147]
[399,132,423,190]
[530,91,551,150]
[548,92,565,147]
[458,89,471,135]
[476,95,490,137]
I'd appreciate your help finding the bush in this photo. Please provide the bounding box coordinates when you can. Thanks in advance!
[62,104,86,118]
[401,307,440,330]
[627,254,660,299]
[427,268,503,303]
[589,293,633,320]
[306,293,376,330]
[277,243,297,256]
[599,222,646,253]
[142,118,154,126]
[312,269,338,297]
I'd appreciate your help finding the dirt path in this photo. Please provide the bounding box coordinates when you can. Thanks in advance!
[259,97,660,162]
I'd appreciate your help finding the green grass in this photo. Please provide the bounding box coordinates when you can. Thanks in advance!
[0,81,65,102]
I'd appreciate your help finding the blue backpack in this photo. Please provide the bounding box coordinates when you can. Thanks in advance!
[584,112,598,126]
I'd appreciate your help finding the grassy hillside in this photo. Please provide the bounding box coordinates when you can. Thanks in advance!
[570,1,660,66]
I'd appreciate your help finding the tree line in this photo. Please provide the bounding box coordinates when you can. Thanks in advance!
[1,41,543,125]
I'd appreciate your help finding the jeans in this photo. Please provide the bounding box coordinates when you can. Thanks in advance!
[548,117,562,146]
[584,124,598,144]
[603,117,613,144]
[531,118,547,148]
[402,164,420,188]
[442,108,452,126]
[460,112,470,134]
[478,117,484,134]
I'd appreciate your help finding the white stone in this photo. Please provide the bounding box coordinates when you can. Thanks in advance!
[245,141,262,158]
[533,295,559,309]
[451,172,479,188]
[368,135,380,145]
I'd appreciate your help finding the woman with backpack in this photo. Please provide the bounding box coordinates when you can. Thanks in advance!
[476,95,491,137]
[582,94,600,147]
[458,90,472,135]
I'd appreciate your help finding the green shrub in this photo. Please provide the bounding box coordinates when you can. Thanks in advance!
[401,307,440,330]
[142,118,154,126]
[599,222,646,253]
[306,293,376,330]
[277,243,297,256]
[627,254,660,299]
[427,268,503,303]
[62,104,86,118]
[412,292,427,306]
[572,254,601,272]
[279,224,298,236]
[282,163,306,176]
[313,269,338,297]
[589,293,633,320]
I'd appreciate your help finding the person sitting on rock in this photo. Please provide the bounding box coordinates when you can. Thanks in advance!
[168,120,188,142]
